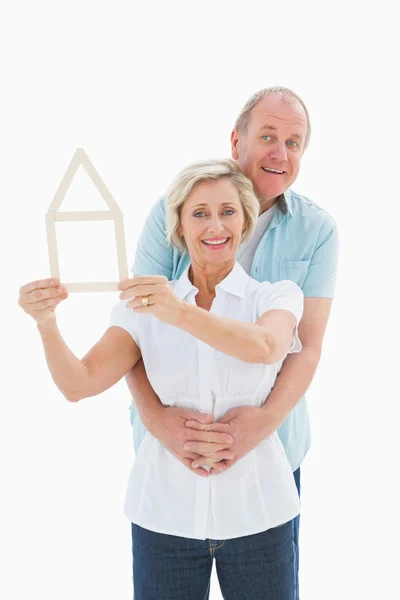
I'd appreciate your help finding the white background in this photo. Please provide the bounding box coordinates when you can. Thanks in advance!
[1,1,399,598]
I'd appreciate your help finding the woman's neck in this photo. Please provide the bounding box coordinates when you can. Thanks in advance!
[189,259,235,298]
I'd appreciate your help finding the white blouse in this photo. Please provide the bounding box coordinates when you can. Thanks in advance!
[110,262,304,540]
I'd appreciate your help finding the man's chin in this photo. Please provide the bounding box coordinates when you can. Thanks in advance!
[256,179,291,202]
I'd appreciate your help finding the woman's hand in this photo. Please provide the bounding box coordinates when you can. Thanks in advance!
[118,275,185,326]
[18,278,68,326]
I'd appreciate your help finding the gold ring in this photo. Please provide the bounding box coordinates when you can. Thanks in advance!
[142,296,149,307]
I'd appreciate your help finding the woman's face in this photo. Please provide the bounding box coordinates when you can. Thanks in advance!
[178,178,246,268]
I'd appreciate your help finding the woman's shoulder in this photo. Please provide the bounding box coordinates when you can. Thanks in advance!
[246,276,302,298]
[243,277,303,321]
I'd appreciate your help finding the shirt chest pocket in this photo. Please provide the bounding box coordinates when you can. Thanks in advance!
[278,260,310,287]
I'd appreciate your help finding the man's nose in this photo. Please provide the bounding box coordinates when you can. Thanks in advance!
[269,142,288,162]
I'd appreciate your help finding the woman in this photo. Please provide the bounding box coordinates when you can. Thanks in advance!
[18,159,304,599]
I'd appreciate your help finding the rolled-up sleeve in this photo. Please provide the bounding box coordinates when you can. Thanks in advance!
[132,197,175,279]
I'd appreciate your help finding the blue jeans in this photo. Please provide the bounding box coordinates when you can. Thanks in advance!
[132,467,301,600]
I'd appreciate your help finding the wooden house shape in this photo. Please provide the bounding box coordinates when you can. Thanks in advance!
[45,148,128,292]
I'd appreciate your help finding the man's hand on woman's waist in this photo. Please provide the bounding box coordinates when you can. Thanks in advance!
[145,404,236,477]
[184,406,271,473]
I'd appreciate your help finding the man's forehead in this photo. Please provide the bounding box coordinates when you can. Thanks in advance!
[250,94,307,130]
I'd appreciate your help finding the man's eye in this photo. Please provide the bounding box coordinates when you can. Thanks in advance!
[287,140,298,147]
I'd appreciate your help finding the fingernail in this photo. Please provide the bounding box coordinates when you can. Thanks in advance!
[193,463,199,469]
[184,443,190,450]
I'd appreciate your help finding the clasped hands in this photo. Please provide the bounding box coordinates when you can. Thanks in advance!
[143,403,271,477]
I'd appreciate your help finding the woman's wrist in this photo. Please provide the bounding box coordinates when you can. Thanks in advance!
[37,317,58,335]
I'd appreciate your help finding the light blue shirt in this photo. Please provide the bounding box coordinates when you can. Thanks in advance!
[130,187,339,471]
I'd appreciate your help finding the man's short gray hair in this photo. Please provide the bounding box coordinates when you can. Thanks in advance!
[165,158,259,252]
[234,86,311,149]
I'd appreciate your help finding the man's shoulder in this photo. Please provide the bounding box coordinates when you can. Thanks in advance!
[288,189,336,230]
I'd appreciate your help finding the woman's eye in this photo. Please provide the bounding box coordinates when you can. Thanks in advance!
[262,135,271,141]
[287,140,298,147]
[194,211,205,218]
[224,209,235,216]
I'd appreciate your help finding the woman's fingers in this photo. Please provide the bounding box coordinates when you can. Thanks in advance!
[19,278,59,295]
[118,276,168,299]
[18,278,68,323]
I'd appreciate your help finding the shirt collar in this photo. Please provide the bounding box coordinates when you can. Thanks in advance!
[277,188,293,215]
[173,261,250,301]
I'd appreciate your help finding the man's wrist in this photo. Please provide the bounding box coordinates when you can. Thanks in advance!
[141,398,165,432]
[260,401,284,438]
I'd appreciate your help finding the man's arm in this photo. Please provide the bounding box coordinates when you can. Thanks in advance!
[184,298,331,469]
[259,297,332,429]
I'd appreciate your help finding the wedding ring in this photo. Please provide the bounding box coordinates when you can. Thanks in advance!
[142,296,149,307]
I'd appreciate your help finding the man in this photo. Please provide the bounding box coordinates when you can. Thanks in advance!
[125,86,338,597]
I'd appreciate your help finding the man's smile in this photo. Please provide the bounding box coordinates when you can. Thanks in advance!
[261,167,285,174]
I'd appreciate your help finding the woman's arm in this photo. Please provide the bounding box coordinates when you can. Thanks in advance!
[119,276,302,365]
[178,304,297,364]
[18,277,141,402]
[38,322,141,402]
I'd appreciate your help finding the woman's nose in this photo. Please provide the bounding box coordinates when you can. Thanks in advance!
[208,216,223,232]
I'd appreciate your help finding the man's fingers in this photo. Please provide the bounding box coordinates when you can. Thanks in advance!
[184,441,231,455]
[181,458,209,478]
[185,420,233,433]
[192,451,235,468]
[182,411,214,424]
[210,461,229,475]
[188,430,233,445]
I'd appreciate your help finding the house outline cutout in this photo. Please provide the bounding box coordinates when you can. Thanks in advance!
[45,148,129,292]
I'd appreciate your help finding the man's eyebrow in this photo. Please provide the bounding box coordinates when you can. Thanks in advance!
[260,125,277,132]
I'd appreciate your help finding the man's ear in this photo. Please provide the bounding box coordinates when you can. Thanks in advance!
[231,129,240,160]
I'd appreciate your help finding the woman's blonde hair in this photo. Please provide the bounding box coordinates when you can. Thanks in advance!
[165,158,259,252]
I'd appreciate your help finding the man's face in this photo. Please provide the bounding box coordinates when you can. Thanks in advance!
[231,93,308,208]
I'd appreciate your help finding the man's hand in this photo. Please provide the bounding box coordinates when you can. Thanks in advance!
[184,406,271,474]
[144,405,235,477]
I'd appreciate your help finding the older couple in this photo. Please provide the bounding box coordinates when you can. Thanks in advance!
[19,87,338,599]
